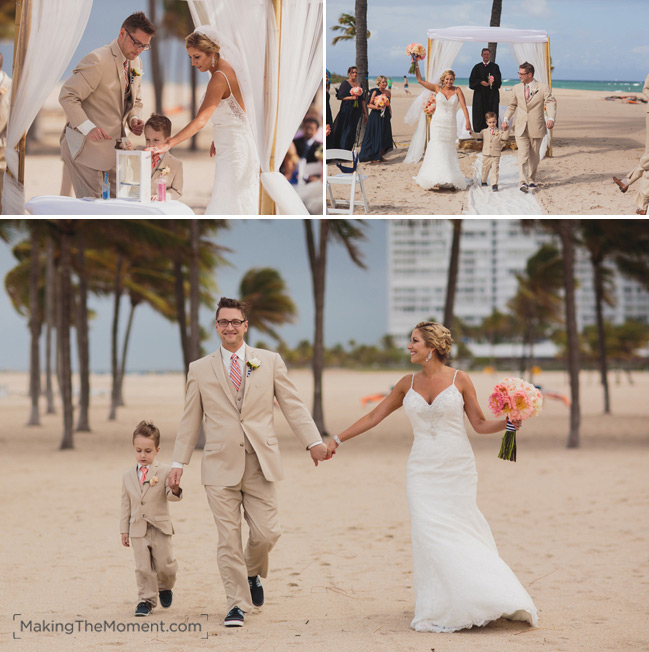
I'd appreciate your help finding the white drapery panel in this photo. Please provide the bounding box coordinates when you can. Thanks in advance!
[511,42,550,159]
[2,0,93,215]
[186,0,321,215]
[404,39,462,164]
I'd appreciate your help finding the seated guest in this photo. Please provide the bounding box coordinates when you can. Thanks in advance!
[293,117,321,163]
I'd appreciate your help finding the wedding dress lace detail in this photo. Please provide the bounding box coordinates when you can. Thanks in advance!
[414,92,468,190]
[206,70,259,215]
[403,373,538,633]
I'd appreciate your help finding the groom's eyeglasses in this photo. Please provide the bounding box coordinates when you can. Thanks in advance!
[125,30,151,51]
[216,319,246,328]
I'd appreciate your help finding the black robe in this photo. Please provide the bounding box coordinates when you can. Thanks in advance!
[469,61,502,132]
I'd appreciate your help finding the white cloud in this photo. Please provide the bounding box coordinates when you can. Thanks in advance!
[632,45,649,56]
[520,0,552,18]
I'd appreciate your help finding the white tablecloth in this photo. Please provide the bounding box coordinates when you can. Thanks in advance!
[25,196,195,215]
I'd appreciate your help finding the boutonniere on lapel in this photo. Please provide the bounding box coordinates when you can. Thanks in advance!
[158,165,171,177]
[130,66,143,82]
[246,358,261,377]
[145,476,158,486]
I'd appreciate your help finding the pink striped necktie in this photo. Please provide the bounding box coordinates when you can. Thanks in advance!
[525,84,530,101]
[230,353,242,391]
[140,466,148,484]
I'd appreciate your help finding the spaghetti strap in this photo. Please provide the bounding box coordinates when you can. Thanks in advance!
[410,374,415,389]
[452,369,459,385]
[214,69,233,94]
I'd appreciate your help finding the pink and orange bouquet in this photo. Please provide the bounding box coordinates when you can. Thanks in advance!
[488,377,543,462]
[375,94,390,116]
[406,43,426,74]
[423,93,436,116]
[350,85,363,107]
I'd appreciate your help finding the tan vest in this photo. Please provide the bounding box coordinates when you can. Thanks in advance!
[223,355,254,454]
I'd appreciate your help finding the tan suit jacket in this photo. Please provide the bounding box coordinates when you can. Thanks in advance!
[151,151,183,200]
[59,39,143,171]
[173,344,320,486]
[474,127,509,156]
[504,80,556,139]
[120,461,182,537]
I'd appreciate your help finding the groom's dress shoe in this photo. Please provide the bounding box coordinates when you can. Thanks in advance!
[248,575,265,607]
[519,183,528,193]
[492,185,499,192]
[224,606,244,627]
[636,208,647,215]
[528,183,538,191]
[159,590,173,608]
[613,176,628,193]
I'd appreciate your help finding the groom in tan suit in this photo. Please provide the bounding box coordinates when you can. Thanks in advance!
[503,61,556,193]
[59,12,155,198]
[168,297,328,627]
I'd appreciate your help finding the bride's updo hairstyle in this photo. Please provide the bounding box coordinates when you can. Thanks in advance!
[439,69,456,85]
[414,321,453,363]
[185,31,220,65]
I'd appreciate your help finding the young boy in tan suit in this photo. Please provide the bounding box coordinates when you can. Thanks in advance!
[143,114,183,201]
[121,420,182,617]
[471,111,509,191]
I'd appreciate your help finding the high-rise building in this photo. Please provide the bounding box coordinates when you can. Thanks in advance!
[388,219,649,347]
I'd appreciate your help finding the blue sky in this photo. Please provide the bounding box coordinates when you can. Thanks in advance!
[0,219,389,373]
[326,0,649,81]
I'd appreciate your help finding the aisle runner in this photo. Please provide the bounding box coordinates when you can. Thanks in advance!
[464,153,543,215]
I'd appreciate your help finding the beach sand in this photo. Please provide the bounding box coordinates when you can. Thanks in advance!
[3,368,648,651]
[327,85,648,215]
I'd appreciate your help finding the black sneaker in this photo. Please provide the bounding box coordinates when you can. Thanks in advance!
[481,182,488,187]
[519,183,528,193]
[492,185,499,192]
[248,575,264,607]
[159,590,173,608]
[135,601,153,617]
[528,183,538,191]
[224,606,244,627]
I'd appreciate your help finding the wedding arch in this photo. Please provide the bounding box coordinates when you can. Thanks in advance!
[404,25,552,165]
[3,0,322,215]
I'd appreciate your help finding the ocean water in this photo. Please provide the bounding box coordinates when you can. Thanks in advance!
[393,77,645,93]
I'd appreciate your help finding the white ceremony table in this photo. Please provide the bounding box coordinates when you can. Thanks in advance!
[25,196,195,215]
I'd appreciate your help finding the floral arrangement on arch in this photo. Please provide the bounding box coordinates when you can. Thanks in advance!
[406,43,426,74]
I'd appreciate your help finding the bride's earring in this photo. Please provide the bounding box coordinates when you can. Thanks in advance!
[211,55,216,68]
[425,350,433,362]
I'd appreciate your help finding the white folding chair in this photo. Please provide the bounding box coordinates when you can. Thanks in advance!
[326,148,369,215]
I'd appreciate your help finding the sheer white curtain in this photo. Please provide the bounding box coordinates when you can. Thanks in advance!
[186,0,322,215]
[512,42,550,159]
[404,39,463,164]
[2,0,93,214]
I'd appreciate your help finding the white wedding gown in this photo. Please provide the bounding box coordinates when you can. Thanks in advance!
[205,70,260,215]
[403,371,538,632]
[414,92,467,190]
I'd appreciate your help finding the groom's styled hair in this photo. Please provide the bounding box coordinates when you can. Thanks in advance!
[216,297,248,321]
[122,12,156,36]
[519,62,535,76]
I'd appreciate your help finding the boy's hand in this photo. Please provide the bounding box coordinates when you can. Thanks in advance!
[503,123,509,131]
[172,486,182,497]
[210,142,216,157]
[121,533,130,547]
[168,468,183,492]
[123,140,133,151]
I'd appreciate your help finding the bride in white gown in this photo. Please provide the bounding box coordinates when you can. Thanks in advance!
[148,26,259,215]
[414,65,471,190]
[327,321,538,633]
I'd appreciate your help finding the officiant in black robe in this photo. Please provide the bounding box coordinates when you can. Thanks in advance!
[469,48,502,132]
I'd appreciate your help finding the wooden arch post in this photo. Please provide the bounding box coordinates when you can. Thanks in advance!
[259,0,282,215]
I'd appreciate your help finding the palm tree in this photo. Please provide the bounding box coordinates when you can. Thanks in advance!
[331,12,370,46]
[148,0,164,114]
[355,0,369,93]
[304,219,367,435]
[443,219,462,331]
[28,224,41,426]
[238,267,297,344]
[44,236,56,414]
[488,0,502,62]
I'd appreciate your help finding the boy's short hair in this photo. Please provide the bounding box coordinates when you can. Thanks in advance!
[485,112,497,120]
[145,114,172,139]
[133,420,161,447]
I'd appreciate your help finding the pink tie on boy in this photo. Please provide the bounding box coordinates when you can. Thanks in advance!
[140,466,148,484]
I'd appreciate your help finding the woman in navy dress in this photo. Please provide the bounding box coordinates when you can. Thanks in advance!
[359,76,393,163]
[331,66,367,150]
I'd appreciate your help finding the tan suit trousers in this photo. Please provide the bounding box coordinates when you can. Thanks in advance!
[61,137,116,199]
[131,523,178,605]
[204,450,281,613]
[515,126,543,184]
[481,155,501,185]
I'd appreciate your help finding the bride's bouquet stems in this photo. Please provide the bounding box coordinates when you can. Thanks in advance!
[498,418,517,462]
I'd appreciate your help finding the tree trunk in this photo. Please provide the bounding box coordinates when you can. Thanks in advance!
[117,296,139,407]
[45,237,56,414]
[58,227,74,450]
[75,234,91,431]
[355,0,369,93]
[174,255,190,374]
[592,257,610,414]
[559,221,581,448]
[109,254,124,421]
[28,226,41,426]
[148,0,164,114]
[443,219,462,330]
[305,219,329,436]
[488,0,503,62]
[190,64,198,151]
[189,219,200,361]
